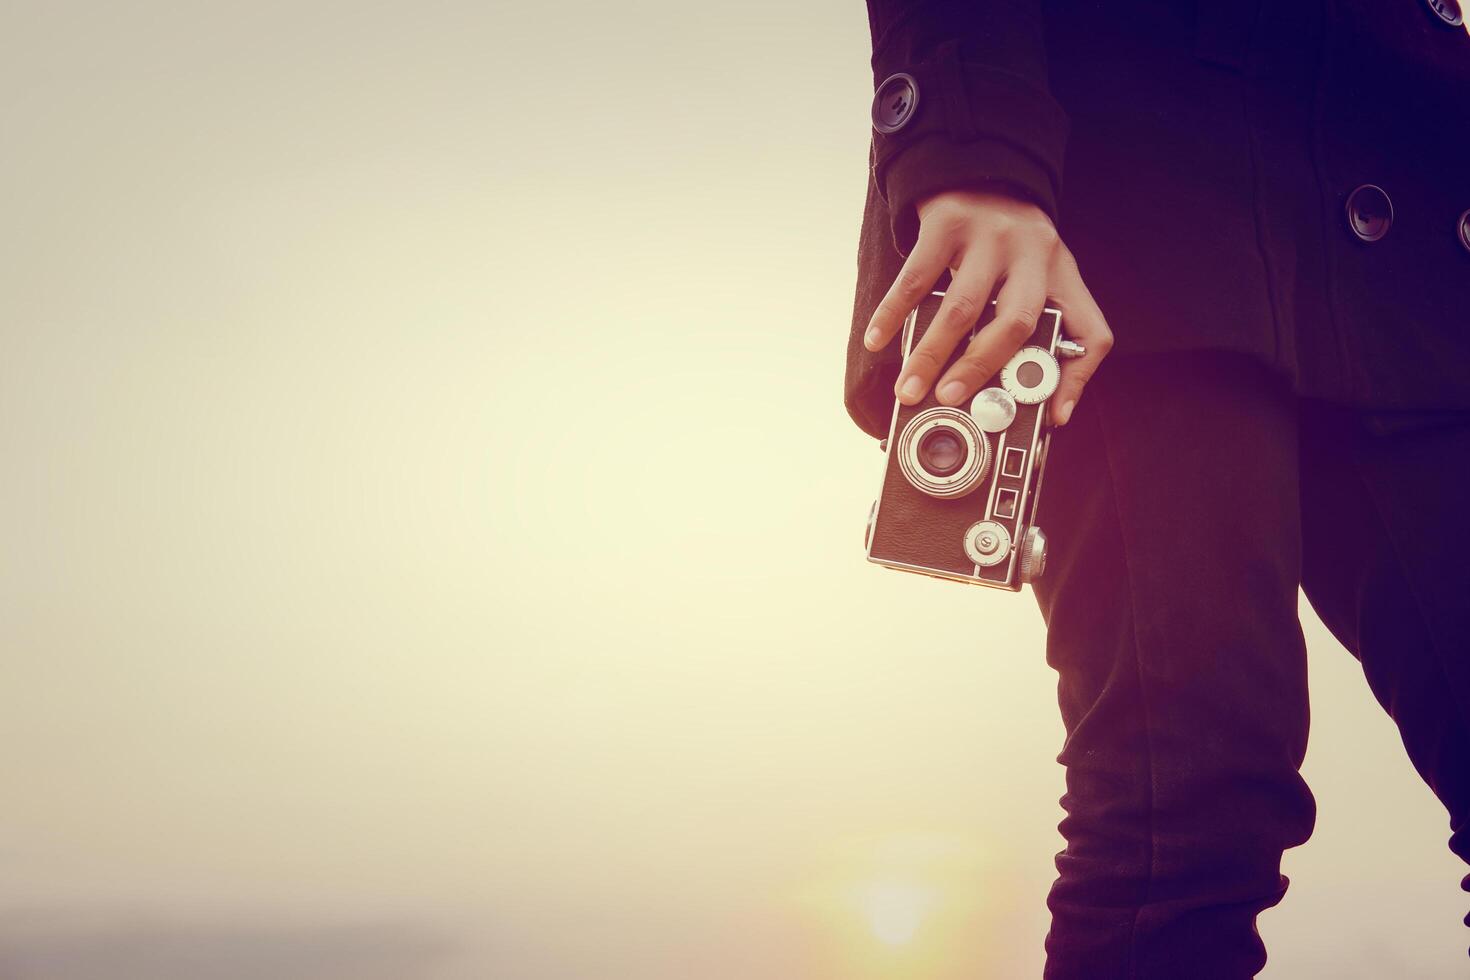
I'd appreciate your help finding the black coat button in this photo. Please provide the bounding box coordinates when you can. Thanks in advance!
[872,73,919,135]
[1423,0,1464,26]
[1346,184,1393,243]
[1458,209,1470,254]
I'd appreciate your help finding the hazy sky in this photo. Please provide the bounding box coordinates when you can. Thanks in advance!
[1,2,1465,977]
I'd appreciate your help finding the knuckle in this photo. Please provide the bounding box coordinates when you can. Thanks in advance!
[942,292,980,329]
[1003,312,1036,342]
[928,207,968,239]
[905,348,944,374]
[896,268,926,295]
[956,354,996,380]
[873,301,903,324]
[1095,330,1115,356]
[944,204,977,231]
[1031,223,1060,251]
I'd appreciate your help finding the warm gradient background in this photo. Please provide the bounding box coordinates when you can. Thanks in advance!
[2,3,1465,978]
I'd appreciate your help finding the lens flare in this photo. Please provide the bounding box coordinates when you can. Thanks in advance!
[860,881,934,947]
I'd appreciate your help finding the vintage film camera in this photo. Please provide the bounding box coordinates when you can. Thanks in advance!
[865,293,1083,591]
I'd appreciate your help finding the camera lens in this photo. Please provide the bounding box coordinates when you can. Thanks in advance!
[896,408,990,499]
[917,428,967,477]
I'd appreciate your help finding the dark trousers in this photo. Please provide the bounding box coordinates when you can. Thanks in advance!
[1031,352,1470,979]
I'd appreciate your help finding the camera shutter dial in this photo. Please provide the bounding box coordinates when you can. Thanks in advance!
[1000,346,1061,404]
[964,520,1012,567]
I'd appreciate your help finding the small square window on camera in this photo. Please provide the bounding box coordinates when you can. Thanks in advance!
[1002,447,1026,479]
[995,488,1018,519]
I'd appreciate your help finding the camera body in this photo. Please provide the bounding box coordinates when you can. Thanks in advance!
[865,293,1066,591]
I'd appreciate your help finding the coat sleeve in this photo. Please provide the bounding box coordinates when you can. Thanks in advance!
[865,0,1069,254]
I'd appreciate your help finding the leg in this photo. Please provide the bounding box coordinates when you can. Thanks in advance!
[1299,403,1470,946]
[1033,352,1316,979]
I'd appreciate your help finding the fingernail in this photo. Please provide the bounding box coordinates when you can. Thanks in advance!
[938,380,967,404]
[1058,400,1076,426]
[898,375,925,401]
[864,327,882,350]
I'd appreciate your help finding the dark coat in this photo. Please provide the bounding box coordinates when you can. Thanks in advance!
[845,0,1470,439]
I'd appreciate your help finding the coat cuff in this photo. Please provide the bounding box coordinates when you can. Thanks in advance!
[868,39,1068,255]
[880,135,1059,255]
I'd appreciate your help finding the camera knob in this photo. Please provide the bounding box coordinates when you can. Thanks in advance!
[1000,347,1061,404]
[970,387,1018,433]
[964,520,1012,567]
[1019,526,1048,584]
[1057,339,1087,360]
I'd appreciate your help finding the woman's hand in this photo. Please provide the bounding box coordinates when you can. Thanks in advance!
[862,188,1113,427]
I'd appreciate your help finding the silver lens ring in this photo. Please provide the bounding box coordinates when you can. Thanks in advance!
[897,407,990,498]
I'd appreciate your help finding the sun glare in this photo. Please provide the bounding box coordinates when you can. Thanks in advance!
[861,881,935,947]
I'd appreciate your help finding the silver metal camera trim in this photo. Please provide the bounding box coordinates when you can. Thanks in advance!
[896,407,991,498]
[1001,446,1027,479]
[976,318,1060,581]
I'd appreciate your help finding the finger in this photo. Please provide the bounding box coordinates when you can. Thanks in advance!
[932,252,1047,406]
[863,230,952,353]
[1047,254,1114,426]
[894,252,1002,405]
